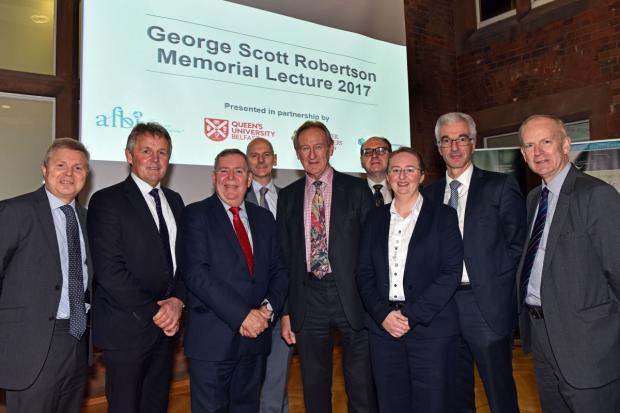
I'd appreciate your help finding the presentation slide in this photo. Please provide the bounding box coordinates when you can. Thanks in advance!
[81,0,410,173]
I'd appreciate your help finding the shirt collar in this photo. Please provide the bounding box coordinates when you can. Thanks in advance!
[445,163,474,190]
[45,187,76,210]
[131,172,161,196]
[390,193,424,218]
[543,162,571,196]
[305,166,334,188]
[217,194,247,214]
[367,177,388,188]
[251,179,275,193]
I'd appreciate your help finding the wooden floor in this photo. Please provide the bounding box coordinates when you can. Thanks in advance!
[80,342,542,413]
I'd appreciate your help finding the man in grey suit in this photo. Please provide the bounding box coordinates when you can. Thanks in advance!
[0,138,92,413]
[245,137,292,413]
[518,114,620,412]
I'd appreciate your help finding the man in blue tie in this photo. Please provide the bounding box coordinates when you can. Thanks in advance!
[517,115,620,412]
[0,138,92,413]
[88,122,185,413]
[245,137,293,413]
[423,112,525,413]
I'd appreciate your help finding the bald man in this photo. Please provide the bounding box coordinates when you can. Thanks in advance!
[246,138,292,413]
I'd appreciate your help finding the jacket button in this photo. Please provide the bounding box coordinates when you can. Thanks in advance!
[48,316,55,321]
[55,285,60,290]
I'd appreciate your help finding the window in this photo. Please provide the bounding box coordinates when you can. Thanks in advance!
[531,0,557,9]
[476,0,516,28]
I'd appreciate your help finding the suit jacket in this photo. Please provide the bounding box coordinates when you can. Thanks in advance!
[423,167,526,335]
[0,186,93,390]
[356,199,463,338]
[87,176,185,351]
[517,166,620,389]
[277,170,373,332]
[177,194,288,361]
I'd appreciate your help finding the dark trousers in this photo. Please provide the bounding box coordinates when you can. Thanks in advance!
[369,329,459,413]
[453,289,519,413]
[189,355,266,413]
[295,274,377,413]
[530,315,620,413]
[6,320,87,413]
[103,332,175,413]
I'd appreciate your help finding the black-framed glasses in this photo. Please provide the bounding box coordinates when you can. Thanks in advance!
[437,136,473,148]
[362,147,390,157]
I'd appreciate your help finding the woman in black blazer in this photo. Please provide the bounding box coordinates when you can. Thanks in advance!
[356,147,463,412]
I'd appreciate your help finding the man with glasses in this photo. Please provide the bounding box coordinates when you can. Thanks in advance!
[423,112,526,413]
[360,137,392,206]
[177,148,288,412]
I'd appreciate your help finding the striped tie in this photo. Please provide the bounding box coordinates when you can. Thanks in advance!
[448,180,461,210]
[520,187,549,304]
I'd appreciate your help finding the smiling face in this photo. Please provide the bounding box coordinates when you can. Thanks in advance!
[125,132,171,187]
[247,138,277,183]
[360,137,390,179]
[520,117,571,183]
[387,151,425,200]
[296,127,334,180]
[212,153,252,207]
[437,120,475,179]
[42,148,89,204]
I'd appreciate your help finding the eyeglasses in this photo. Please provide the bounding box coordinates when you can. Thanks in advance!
[437,136,473,148]
[361,147,390,157]
[388,166,423,176]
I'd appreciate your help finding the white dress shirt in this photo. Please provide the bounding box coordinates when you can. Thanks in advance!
[388,194,424,301]
[251,179,277,218]
[131,173,178,273]
[443,163,474,283]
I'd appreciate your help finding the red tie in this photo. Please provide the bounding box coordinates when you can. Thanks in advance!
[229,207,254,275]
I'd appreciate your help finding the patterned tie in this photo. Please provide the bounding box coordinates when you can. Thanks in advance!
[230,207,254,275]
[448,180,461,210]
[59,205,87,340]
[149,188,174,296]
[520,187,550,304]
[310,181,330,278]
[259,186,269,210]
[373,184,384,207]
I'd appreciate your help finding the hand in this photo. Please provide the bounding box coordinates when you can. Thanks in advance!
[259,303,273,320]
[280,315,296,345]
[381,310,410,338]
[239,309,270,338]
[153,297,184,336]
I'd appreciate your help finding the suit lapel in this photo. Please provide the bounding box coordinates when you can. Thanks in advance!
[34,187,62,278]
[378,206,391,281]
[329,172,345,250]
[404,199,433,276]
[542,167,576,273]
[208,195,245,262]
[123,177,160,239]
[245,187,258,206]
[75,203,93,288]
[463,168,483,237]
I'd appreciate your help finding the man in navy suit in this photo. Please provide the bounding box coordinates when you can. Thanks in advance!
[245,137,292,413]
[88,122,185,413]
[178,148,288,413]
[423,112,526,413]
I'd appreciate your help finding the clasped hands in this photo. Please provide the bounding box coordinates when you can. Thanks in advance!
[382,310,410,338]
[152,297,184,336]
[239,304,272,338]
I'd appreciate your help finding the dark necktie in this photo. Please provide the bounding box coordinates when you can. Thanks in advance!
[448,180,461,210]
[59,205,87,340]
[259,186,269,210]
[230,207,254,275]
[373,184,384,207]
[520,187,550,304]
[149,188,174,295]
[310,181,329,278]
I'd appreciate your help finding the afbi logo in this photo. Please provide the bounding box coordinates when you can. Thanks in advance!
[95,106,143,128]
[204,118,229,141]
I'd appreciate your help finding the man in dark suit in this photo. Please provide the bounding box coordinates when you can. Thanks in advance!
[278,121,376,413]
[360,136,392,206]
[0,138,92,413]
[517,115,620,412]
[245,137,292,413]
[423,112,525,413]
[88,122,185,413]
[177,148,288,413]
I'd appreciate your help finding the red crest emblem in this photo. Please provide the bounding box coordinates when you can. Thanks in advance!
[204,118,229,141]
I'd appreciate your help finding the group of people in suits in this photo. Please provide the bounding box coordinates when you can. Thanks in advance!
[0,112,618,413]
